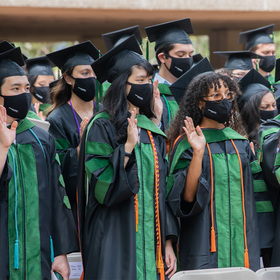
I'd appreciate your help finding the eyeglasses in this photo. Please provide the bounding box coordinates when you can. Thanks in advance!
[202,91,236,103]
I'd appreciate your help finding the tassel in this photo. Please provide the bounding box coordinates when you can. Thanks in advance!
[244,249,249,268]
[80,270,84,280]
[145,37,149,61]
[134,194,138,232]
[211,227,216,252]
[156,247,165,280]
[50,236,54,263]
[14,240,19,269]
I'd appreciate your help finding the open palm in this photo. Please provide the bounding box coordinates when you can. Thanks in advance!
[0,105,17,149]
[183,116,206,153]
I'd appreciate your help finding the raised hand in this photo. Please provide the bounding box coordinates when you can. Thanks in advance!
[182,116,206,154]
[34,103,44,120]
[152,79,163,125]
[0,105,17,150]
[125,108,138,153]
[80,117,89,140]
[77,117,89,158]
[250,142,255,156]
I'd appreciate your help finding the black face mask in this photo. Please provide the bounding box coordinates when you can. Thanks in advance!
[32,86,50,103]
[260,109,278,121]
[71,76,96,102]
[259,56,276,73]
[0,92,31,120]
[127,82,155,118]
[203,99,232,124]
[164,53,193,78]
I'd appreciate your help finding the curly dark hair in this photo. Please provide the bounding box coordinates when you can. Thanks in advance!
[167,72,243,145]
[241,89,270,150]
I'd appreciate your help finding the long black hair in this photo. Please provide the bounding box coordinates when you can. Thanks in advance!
[241,89,270,150]
[102,61,154,142]
[167,72,243,146]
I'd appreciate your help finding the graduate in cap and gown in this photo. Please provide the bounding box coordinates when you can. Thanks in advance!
[0,40,42,121]
[166,58,260,271]
[214,50,262,80]
[238,69,277,266]
[239,24,278,85]
[258,58,280,266]
[25,56,55,118]
[100,25,143,100]
[46,41,100,226]
[78,35,178,280]
[0,47,78,279]
[145,18,195,131]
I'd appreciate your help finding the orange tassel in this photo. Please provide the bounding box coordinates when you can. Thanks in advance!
[211,227,216,252]
[244,249,249,268]
[134,194,138,232]
[80,271,84,280]
[147,130,165,280]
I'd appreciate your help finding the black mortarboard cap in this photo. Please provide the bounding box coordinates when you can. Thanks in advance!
[46,41,100,73]
[239,24,274,50]
[92,35,146,83]
[169,57,213,104]
[49,79,59,90]
[238,69,273,110]
[0,40,28,60]
[26,56,54,76]
[102,25,142,51]
[0,47,26,81]
[192,53,203,64]
[145,18,193,51]
[275,58,280,83]
[213,50,262,70]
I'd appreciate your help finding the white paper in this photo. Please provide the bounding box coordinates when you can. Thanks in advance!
[69,262,83,278]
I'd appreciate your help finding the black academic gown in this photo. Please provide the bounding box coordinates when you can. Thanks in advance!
[258,116,280,266]
[167,128,260,271]
[47,103,100,226]
[0,118,79,280]
[78,112,178,280]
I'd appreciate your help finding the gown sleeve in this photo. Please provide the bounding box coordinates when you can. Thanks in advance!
[85,118,139,207]
[167,145,209,219]
[47,115,79,204]
[49,134,79,257]
[0,161,12,279]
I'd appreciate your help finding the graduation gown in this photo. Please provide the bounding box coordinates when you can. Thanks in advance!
[78,112,178,280]
[158,83,179,132]
[166,127,260,271]
[0,118,79,280]
[258,115,280,266]
[47,103,99,225]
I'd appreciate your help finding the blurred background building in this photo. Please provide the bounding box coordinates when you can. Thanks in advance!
[1,0,280,68]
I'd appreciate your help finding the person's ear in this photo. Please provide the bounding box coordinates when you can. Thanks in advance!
[198,100,205,112]
[158,52,168,64]
[63,73,73,86]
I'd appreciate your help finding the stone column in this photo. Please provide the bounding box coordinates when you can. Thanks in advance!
[209,28,244,70]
